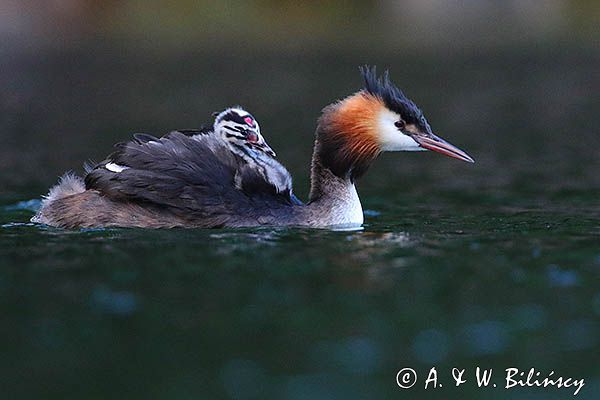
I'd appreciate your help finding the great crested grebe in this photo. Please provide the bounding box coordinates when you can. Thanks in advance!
[83,107,299,205]
[32,67,473,229]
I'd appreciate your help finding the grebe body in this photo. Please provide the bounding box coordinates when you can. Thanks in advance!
[33,67,473,229]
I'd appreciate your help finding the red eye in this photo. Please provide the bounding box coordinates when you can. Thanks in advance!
[244,117,255,127]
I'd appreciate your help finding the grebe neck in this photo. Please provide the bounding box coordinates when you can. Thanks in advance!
[305,137,364,227]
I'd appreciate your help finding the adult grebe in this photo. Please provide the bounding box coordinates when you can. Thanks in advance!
[32,67,473,229]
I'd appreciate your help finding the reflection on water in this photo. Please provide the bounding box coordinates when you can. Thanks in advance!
[1,190,598,399]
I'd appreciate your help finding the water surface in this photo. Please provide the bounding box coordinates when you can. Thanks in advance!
[1,184,598,399]
[1,44,599,399]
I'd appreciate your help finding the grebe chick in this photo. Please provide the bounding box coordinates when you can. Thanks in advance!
[211,107,300,203]
[32,67,473,229]
[84,107,298,204]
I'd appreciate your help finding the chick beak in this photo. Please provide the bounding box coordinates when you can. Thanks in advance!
[413,133,474,163]
[257,142,276,157]
[244,129,277,157]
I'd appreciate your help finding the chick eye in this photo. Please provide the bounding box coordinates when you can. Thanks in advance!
[394,120,406,130]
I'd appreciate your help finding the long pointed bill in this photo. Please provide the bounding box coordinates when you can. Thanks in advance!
[414,133,474,163]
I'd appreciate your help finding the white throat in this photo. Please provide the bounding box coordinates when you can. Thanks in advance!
[320,183,364,228]
[343,183,364,226]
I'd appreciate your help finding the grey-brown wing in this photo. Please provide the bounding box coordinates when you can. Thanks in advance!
[84,132,295,226]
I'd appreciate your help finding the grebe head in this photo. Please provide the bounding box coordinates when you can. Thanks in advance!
[361,66,474,161]
[213,107,276,157]
[317,66,473,179]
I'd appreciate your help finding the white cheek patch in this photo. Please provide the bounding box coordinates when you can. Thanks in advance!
[105,162,129,173]
[377,109,425,152]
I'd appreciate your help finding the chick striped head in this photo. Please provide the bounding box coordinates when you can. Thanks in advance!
[213,107,276,157]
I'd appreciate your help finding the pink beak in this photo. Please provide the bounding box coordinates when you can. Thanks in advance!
[413,133,474,163]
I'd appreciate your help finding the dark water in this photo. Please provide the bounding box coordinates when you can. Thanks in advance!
[1,44,599,399]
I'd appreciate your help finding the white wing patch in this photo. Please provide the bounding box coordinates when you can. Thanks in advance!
[105,162,129,173]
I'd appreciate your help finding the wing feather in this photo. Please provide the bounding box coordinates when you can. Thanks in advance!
[84,132,296,226]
